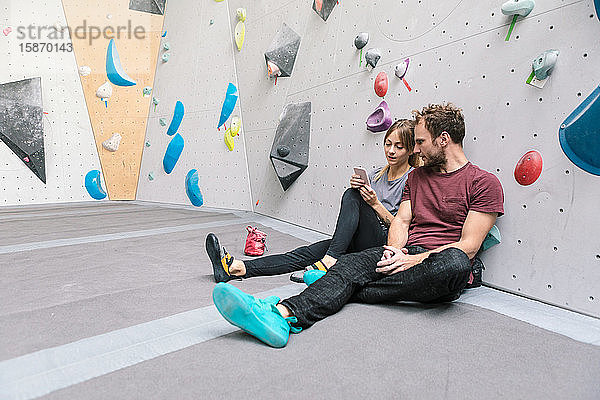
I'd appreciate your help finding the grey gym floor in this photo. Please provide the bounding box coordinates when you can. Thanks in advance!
[1,202,599,400]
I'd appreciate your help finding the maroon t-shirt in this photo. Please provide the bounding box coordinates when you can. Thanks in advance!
[400,162,504,250]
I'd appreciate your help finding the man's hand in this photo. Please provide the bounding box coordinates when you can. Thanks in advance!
[376,245,424,275]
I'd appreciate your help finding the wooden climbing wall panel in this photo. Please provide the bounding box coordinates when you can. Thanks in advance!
[61,0,164,199]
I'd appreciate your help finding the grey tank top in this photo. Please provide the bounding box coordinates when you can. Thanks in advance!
[368,167,413,216]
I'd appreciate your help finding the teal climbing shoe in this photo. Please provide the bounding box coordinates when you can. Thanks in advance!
[303,269,326,286]
[212,283,301,348]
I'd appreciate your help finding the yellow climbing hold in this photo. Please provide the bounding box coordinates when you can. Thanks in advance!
[224,129,235,151]
[236,8,247,22]
[235,21,245,51]
[230,116,241,137]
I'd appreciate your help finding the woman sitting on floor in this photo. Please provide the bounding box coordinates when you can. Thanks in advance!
[205,118,420,283]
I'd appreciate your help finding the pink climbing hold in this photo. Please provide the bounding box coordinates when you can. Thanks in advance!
[374,71,388,97]
[23,157,30,162]
[514,150,543,186]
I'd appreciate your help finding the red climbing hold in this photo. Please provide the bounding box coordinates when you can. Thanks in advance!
[374,71,388,97]
[514,150,543,186]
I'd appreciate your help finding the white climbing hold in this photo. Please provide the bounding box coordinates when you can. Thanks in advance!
[102,133,122,152]
[96,81,113,99]
[79,66,91,76]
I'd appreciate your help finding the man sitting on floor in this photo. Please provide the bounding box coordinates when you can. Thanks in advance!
[212,103,505,348]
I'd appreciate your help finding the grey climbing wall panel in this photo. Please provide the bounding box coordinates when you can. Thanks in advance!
[0,0,101,205]
[264,23,302,78]
[312,0,337,22]
[229,0,600,318]
[136,0,252,211]
[269,102,311,190]
[0,77,46,183]
[129,0,166,15]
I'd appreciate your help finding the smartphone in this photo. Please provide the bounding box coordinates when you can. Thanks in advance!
[353,167,370,187]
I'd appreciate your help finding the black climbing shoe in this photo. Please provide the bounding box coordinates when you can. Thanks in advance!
[206,233,235,283]
[290,270,305,283]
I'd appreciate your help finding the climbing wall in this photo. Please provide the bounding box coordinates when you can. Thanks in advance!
[230,0,600,317]
[136,0,252,210]
[61,0,164,200]
[0,0,101,206]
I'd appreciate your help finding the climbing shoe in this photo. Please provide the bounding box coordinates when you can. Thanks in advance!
[289,259,328,283]
[212,283,302,348]
[206,233,235,283]
[303,269,326,286]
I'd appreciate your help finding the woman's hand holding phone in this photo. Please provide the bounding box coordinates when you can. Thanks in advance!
[350,174,366,188]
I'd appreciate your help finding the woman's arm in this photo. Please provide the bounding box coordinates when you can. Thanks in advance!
[358,186,395,226]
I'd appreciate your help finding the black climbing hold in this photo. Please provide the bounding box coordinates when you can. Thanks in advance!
[270,102,311,191]
[0,77,46,184]
[277,145,290,157]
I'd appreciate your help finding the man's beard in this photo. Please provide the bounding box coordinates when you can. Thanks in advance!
[423,146,446,168]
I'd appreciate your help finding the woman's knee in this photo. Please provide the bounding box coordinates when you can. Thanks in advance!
[341,188,361,205]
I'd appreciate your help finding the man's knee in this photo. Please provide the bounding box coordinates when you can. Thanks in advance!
[330,246,384,275]
[438,247,471,272]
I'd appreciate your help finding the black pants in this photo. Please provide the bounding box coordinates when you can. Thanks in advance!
[244,189,388,278]
[280,246,472,329]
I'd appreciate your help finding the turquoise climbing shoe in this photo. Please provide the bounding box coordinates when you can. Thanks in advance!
[303,269,326,286]
[212,283,301,348]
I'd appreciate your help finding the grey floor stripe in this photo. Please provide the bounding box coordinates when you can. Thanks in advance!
[0,284,304,400]
[458,287,600,346]
[0,206,152,222]
[0,218,252,255]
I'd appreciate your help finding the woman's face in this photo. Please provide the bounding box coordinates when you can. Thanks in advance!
[384,130,410,167]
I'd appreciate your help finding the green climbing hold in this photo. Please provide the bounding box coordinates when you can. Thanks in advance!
[148,171,155,181]
[145,140,151,147]
[481,225,501,251]
[159,118,167,126]
[162,53,170,62]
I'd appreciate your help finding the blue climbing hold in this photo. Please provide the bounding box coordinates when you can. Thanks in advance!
[217,83,238,129]
[481,225,501,251]
[163,133,184,174]
[185,169,204,207]
[167,101,184,136]
[84,170,107,200]
[559,85,600,176]
[106,39,137,87]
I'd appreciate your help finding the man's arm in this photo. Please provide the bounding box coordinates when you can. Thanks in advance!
[377,210,497,274]
[419,210,498,260]
[387,199,412,248]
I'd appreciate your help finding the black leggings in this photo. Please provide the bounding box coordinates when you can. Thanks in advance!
[244,188,388,278]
